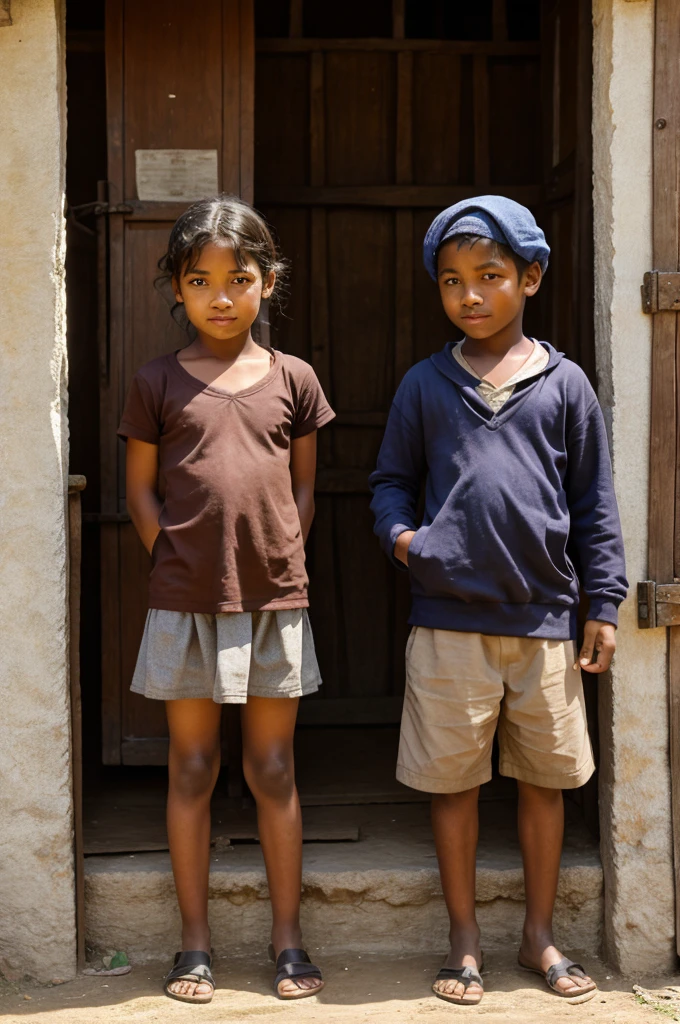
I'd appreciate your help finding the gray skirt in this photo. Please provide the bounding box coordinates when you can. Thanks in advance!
[131,608,322,704]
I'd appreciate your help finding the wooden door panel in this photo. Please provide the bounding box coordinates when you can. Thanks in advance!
[121,2,226,198]
[412,54,462,185]
[324,53,396,185]
[488,57,542,183]
[255,56,310,184]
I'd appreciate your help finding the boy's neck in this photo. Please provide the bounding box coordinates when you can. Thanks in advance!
[460,317,531,361]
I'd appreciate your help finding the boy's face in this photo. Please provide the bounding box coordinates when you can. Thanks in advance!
[437,238,541,340]
[173,242,275,341]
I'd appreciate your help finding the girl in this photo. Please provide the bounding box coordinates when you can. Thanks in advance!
[118,195,334,1004]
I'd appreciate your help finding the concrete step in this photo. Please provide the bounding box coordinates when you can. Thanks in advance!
[84,802,602,962]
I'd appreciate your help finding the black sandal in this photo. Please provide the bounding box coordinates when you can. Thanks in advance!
[433,963,484,1006]
[268,944,324,1000]
[164,950,215,1004]
[518,955,597,1004]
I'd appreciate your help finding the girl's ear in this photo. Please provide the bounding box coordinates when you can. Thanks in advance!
[172,276,184,304]
[523,262,542,297]
[261,270,276,300]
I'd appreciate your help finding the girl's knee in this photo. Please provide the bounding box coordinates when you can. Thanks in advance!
[170,747,220,799]
[243,750,295,802]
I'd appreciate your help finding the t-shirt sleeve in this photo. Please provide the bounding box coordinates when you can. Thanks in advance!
[291,365,335,438]
[117,372,162,444]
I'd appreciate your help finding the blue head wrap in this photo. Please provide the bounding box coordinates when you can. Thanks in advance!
[423,195,550,281]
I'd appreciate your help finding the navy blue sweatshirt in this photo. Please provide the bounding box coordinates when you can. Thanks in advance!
[369,343,627,639]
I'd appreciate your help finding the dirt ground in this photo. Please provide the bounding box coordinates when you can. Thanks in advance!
[0,952,674,1024]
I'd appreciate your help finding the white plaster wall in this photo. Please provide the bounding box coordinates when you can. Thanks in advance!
[0,0,75,983]
[593,0,676,974]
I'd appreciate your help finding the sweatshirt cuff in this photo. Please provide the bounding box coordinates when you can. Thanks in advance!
[587,598,619,627]
[388,523,415,571]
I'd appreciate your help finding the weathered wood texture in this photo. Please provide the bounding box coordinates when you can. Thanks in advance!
[68,476,86,969]
[648,0,680,955]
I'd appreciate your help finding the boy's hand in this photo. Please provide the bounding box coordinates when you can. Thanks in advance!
[394,530,416,566]
[575,620,616,673]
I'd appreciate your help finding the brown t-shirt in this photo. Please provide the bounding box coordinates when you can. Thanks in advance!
[118,350,335,613]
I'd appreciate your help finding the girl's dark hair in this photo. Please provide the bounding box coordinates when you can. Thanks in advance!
[156,194,288,333]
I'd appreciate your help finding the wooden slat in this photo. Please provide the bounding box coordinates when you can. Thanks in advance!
[392,0,405,40]
[223,0,242,195]
[670,627,680,953]
[492,0,508,42]
[257,38,541,55]
[309,51,331,398]
[473,54,490,185]
[310,52,325,187]
[650,0,680,584]
[289,0,303,38]
[68,481,85,969]
[297,696,403,725]
[315,468,370,494]
[239,0,255,204]
[396,52,413,185]
[256,184,543,208]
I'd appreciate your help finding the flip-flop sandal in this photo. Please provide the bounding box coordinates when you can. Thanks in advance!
[268,944,324,1000]
[518,956,597,1004]
[432,960,484,1006]
[164,950,215,1004]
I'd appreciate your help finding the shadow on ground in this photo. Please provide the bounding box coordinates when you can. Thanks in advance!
[0,951,670,1023]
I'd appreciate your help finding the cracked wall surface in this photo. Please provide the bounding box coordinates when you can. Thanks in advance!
[0,0,75,983]
[593,0,676,974]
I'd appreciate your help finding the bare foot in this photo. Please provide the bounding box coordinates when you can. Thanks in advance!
[433,928,483,1005]
[519,937,596,998]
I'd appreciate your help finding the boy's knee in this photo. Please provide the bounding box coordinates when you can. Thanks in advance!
[243,750,295,802]
[170,747,220,799]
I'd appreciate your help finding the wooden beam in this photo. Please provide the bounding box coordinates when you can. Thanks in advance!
[473,55,490,186]
[255,184,543,208]
[68,478,85,969]
[256,38,541,55]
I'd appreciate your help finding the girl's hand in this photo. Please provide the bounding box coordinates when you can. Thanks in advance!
[394,530,416,566]
[126,437,162,555]
[290,432,317,543]
[575,620,616,673]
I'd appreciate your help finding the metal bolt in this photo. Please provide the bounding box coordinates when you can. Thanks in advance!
[656,118,667,129]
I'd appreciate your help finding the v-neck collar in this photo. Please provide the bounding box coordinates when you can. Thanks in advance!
[170,348,279,399]
[430,341,562,429]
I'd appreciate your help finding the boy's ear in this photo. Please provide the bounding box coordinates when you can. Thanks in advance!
[523,261,542,297]
[261,270,276,300]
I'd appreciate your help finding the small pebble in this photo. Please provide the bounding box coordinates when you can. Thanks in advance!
[23,995,31,1001]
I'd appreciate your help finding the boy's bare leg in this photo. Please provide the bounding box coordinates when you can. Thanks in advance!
[517,781,595,994]
[241,696,322,996]
[431,786,484,1002]
[165,698,223,998]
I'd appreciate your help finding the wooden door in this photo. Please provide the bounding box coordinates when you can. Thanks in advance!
[254,0,588,726]
[101,0,254,764]
[641,0,680,951]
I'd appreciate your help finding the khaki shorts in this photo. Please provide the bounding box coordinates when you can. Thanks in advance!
[397,627,595,793]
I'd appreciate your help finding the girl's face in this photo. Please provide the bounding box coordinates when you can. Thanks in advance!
[174,242,275,341]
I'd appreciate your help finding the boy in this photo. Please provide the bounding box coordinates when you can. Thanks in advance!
[370,196,627,1007]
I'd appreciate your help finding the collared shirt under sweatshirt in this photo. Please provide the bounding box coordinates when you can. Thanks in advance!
[369,342,628,640]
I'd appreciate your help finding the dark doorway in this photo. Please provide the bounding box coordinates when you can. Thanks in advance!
[66,0,598,846]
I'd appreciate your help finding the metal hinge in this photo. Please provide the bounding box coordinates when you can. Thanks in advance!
[638,581,680,627]
[641,271,680,313]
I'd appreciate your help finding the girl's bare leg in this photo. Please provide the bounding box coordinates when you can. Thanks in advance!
[241,695,321,995]
[165,697,222,998]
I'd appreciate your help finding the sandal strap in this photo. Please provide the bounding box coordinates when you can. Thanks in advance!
[166,950,214,988]
[435,966,483,990]
[274,948,323,989]
[545,958,587,991]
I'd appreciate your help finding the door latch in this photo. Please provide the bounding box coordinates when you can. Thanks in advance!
[641,271,680,313]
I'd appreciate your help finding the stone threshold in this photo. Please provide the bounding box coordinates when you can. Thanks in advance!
[84,801,603,962]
